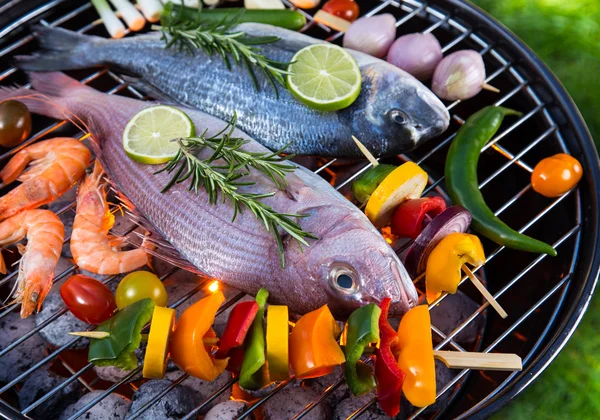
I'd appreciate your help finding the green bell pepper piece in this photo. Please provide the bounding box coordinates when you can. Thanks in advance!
[351,164,397,204]
[239,288,270,390]
[88,298,155,370]
[343,303,381,396]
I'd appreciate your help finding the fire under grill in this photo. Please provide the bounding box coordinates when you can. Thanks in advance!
[0,0,598,419]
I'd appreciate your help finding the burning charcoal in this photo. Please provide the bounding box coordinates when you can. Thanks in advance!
[240,381,278,398]
[429,291,485,347]
[263,387,330,420]
[204,401,251,420]
[127,379,195,419]
[333,392,389,420]
[59,391,131,420]
[19,367,82,419]
[304,366,350,403]
[0,311,47,382]
[35,291,88,349]
[93,344,160,382]
[173,371,233,413]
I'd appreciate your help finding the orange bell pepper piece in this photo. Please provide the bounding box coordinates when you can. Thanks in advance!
[169,290,228,381]
[289,305,345,379]
[396,305,436,407]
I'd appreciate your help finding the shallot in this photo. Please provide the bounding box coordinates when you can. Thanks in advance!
[432,50,491,101]
[386,33,442,81]
[343,14,396,58]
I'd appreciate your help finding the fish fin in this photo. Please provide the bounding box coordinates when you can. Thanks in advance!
[120,75,178,104]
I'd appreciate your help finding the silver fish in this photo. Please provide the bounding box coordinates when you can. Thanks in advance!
[17,24,449,157]
[1,72,418,317]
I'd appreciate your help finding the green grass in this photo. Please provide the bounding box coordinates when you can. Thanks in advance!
[468,1,600,418]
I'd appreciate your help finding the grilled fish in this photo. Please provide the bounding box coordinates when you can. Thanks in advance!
[17,24,449,157]
[0,72,418,317]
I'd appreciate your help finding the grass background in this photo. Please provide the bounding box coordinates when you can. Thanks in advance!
[467,1,600,418]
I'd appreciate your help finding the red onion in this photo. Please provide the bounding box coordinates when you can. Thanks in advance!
[432,50,486,101]
[343,14,396,58]
[404,206,471,277]
[386,33,442,81]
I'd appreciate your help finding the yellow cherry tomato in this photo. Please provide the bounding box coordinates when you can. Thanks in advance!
[115,271,168,309]
[531,153,582,198]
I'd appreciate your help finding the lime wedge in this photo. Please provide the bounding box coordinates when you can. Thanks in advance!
[287,44,361,112]
[123,105,195,164]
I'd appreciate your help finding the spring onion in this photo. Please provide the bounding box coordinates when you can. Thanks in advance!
[138,0,163,23]
[109,0,145,31]
[245,0,285,10]
[91,0,126,39]
[165,0,203,8]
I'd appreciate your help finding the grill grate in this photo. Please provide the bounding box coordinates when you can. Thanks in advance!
[0,0,591,419]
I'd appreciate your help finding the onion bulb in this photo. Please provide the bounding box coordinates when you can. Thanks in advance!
[386,33,442,81]
[432,50,486,101]
[343,14,396,58]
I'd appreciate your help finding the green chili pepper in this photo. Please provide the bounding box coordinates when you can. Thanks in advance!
[88,298,155,370]
[351,164,397,204]
[343,303,381,396]
[239,288,270,390]
[445,106,557,257]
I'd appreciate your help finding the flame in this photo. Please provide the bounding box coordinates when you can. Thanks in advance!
[208,281,220,293]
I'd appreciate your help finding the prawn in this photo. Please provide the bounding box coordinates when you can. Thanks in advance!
[0,209,64,318]
[70,162,151,275]
[0,137,91,221]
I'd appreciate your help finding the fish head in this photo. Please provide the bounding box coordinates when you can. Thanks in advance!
[343,61,450,155]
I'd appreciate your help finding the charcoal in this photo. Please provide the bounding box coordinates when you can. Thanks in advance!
[429,291,485,347]
[59,391,131,420]
[303,366,350,403]
[19,367,82,419]
[333,392,389,420]
[204,400,250,420]
[263,387,329,420]
[35,291,88,349]
[127,379,195,420]
[174,371,233,413]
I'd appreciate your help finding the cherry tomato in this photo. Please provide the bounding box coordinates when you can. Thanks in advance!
[531,153,582,198]
[322,0,360,22]
[0,100,32,148]
[60,275,117,325]
[115,271,168,309]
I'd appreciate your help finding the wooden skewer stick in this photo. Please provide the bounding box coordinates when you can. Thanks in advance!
[69,331,110,339]
[352,136,379,167]
[482,83,500,93]
[462,265,508,319]
[434,350,522,371]
[203,337,220,346]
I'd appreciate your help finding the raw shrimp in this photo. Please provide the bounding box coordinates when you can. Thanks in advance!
[0,137,91,221]
[71,162,150,275]
[0,209,64,318]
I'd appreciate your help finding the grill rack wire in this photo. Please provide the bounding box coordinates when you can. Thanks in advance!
[0,0,596,418]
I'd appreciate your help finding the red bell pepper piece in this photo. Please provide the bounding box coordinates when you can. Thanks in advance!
[391,197,447,239]
[375,298,406,417]
[225,347,246,375]
[215,301,259,359]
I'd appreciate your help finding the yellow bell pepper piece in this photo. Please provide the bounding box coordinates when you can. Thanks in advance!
[143,306,175,379]
[266,305,290,381]
[426,232,485,303]
[365,162,428,228]
[396,305,436,407]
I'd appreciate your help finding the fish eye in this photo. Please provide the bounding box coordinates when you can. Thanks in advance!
[388,109,410,125]
[329,264,360,295]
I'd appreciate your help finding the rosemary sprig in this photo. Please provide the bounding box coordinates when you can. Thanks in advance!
[156,114,316,267]
[153,5,290,97]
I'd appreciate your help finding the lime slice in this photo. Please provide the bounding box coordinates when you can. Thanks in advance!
[123,105,195,164]
[287,44,361,111]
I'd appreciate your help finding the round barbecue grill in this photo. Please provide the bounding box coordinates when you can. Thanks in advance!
[0,0,598,418]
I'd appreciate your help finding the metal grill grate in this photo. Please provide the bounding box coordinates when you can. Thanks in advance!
[0,0,593,419]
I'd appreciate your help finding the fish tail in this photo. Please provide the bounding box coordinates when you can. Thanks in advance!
[15,25,105,72]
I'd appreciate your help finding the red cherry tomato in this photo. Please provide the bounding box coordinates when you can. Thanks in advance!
[60,275,117,325]
[322,0,360,22]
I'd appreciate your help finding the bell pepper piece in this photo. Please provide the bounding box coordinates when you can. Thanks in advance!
[426,232,486,303]
[143,306,175,379]
[351,164,397,204]
[226,346,246,375]
[170,291,228,381]
[215,301,259,359]
[391,196,447,239]
[88,298,155,370]
[289,305,346,379]
[239,288,271,390]
[397,305,436,407]
[375,298,405,417]
[266,305,290,381]
[343,303,381,396]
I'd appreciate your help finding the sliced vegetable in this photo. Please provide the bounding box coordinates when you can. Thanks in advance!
[266,305,290,381]
[240,289,271,390]
[391,196,447,239]
[0,100,32,148]
[115,271,168,309]
[289,305,346,379]
[109,0,145,31]
[375,298,405,418]
[365,162,428,228]
[244,0,285,9]
[531,153,583,197]
[404,206,471,277]
[432,50,490,101]
[289,0,320,8]
[342,14,395,58]
[215,301,259,359]
[343,304,381,396]
[60,274,117,325]
[321,0,360,22]
[143,306,175,379]
[351,164,396,204]
[137,0,163,23]
[91,0,125,39]
[88,298,155,370]
[387,33,443,81]
[396,305,436,407]
[170,291,228,381]
[313,10,352,32]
